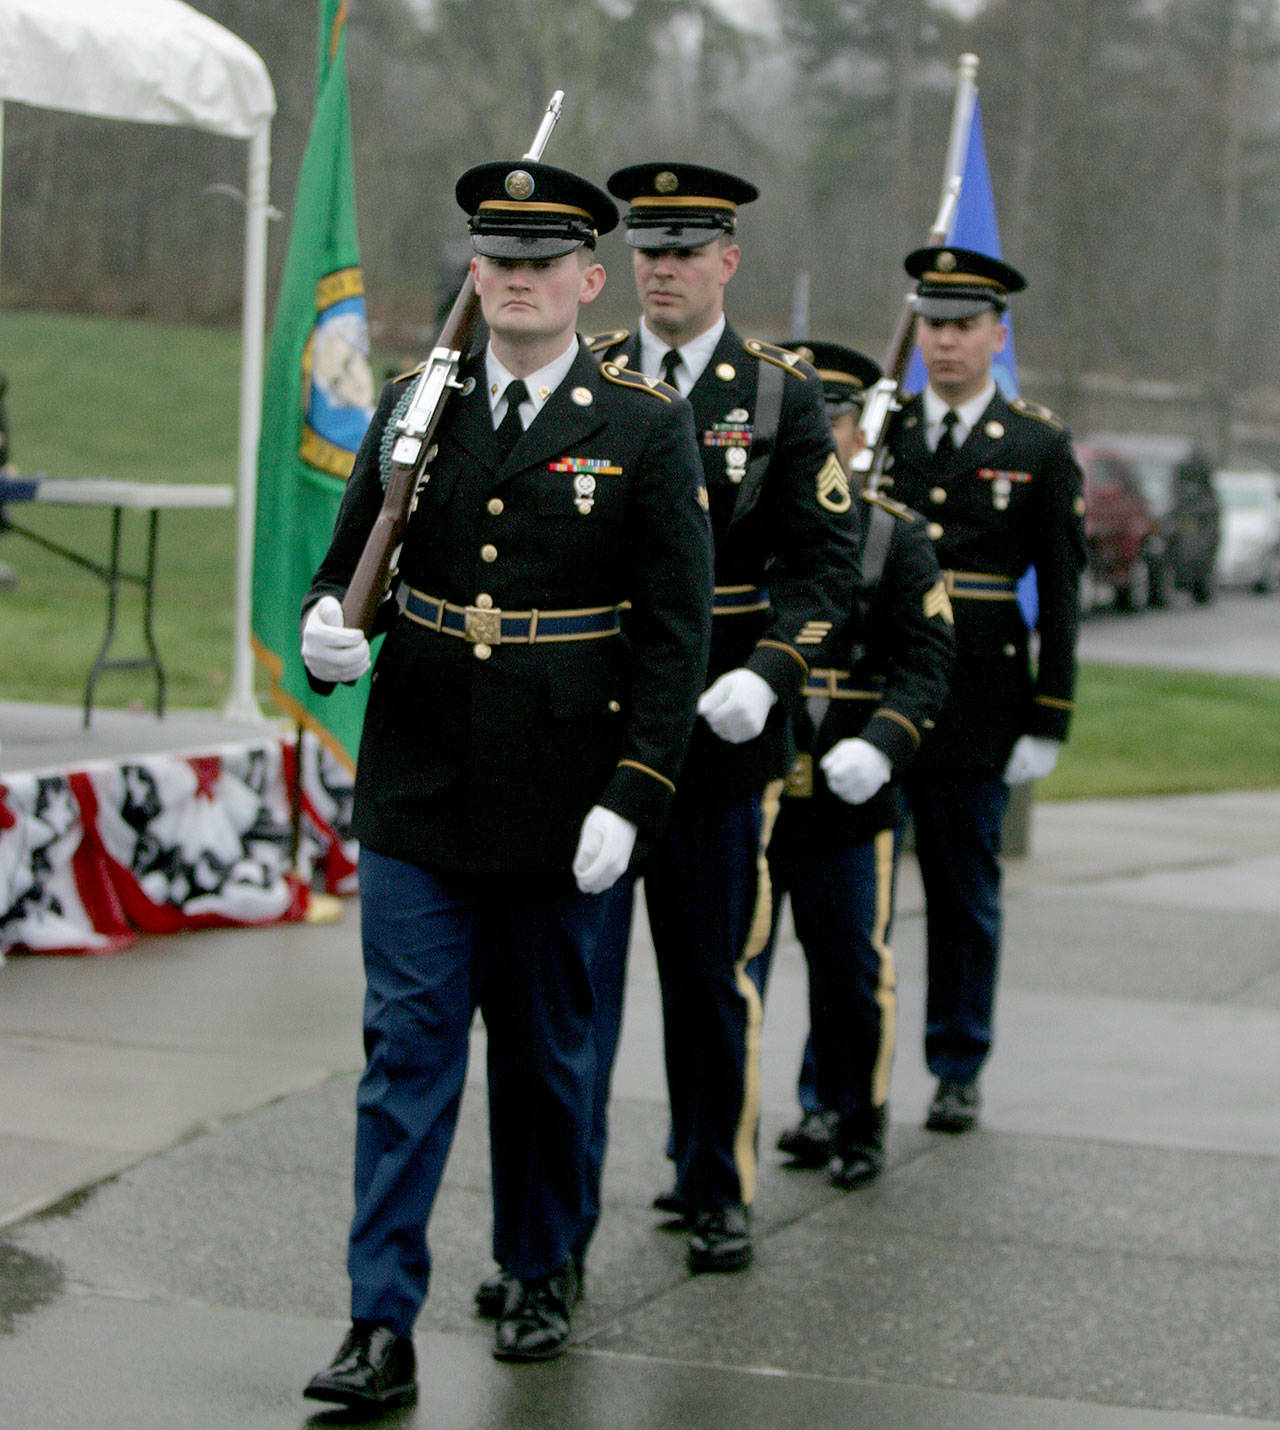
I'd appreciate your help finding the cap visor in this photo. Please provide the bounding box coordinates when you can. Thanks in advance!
[625,224,727,251]
[913,294,1004,320]
[471,234,586,260]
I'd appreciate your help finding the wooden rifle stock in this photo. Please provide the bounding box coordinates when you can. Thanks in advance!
[338,89,565,635]
[340,276,479,633]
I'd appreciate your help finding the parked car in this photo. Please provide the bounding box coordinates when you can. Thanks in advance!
[1212,468,1280,593]
[1074,441,1158,612]
[1085,433,1220,604]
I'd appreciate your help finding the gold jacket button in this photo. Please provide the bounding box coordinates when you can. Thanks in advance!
[607,699,621,713]
[487,497,504,516]
[930,486,947,504]
[473,642,492,660]
[480,544,498,563]
[1004,643,1017,656]
[927,522,944,540]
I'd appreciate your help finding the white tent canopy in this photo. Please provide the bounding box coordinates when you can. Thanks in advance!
[0,0,276,718]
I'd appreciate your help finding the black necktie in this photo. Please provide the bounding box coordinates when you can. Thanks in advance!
[659,348,682,392]
[935,408,959,463]
[495,378,529,460]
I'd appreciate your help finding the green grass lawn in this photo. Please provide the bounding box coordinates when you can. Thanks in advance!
[2,309,247,709]
[4,309,1280,799]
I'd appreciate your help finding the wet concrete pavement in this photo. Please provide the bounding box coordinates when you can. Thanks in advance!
[1,700,1279,1427]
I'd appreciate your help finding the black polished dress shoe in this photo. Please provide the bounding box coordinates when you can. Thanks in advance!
[493,1261,578,1362]
[652,1187,693,1226]
[652,1186,690,1215]
[925,1078,980,1133]
[687,1204,752,1274]
[827,1105,887,1189]
[775,1109,839,1167]
[478,1251,583,1320]
[303,1322,417,1411]
[475,1270,514,1320]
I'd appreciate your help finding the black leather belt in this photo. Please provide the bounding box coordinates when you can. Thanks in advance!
[400,587,623,644]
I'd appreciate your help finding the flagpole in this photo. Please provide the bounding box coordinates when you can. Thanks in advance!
[931,52,979,246]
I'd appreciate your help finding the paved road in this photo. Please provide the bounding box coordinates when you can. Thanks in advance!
[1,777,1277,1426]
[1077,586,1280,677]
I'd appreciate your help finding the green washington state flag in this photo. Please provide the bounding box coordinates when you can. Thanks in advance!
[252,0,374,770]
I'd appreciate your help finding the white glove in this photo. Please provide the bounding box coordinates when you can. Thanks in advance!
[1003,735,1060,785]
[573,805,637,894]
[697,668,777,744]
[301,595,371,684]
[820,738,892,805]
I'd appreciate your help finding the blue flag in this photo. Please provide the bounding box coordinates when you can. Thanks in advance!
[905,98,1038,625]
[906,100,1018,396]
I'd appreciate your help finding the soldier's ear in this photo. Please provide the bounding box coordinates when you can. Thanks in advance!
[718,242,741,284]
[578,259,607,305]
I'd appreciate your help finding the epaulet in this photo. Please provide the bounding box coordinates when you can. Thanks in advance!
[1011,396,1065,430]
[861,489,914,521]
[588,329,630,354]
[393,361,426,384]
[600,361,675,403]
[743,338,812,379]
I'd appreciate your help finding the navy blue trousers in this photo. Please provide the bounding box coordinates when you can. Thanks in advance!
[760,811,900,1131]
[348,848,605,1336]
[583,784,771,1230]
[901,770,1010,1084]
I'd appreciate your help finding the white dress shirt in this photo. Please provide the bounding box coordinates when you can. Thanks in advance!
[638,315,726,396]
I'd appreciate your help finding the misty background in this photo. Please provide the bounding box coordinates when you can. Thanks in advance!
[2,0,1277,462]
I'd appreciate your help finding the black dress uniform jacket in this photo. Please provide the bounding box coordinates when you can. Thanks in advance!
[788,491,955,842]
[305,339,714,877]
[593,325,860,794]
[883,390,1085,772]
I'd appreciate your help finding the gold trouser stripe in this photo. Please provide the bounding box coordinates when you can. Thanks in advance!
[869,827,899,1109]
[732,777,784,1206]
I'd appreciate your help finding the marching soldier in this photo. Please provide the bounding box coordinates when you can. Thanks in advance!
[760,341,955,1186]
[300,159,713,1412]
[585,163,860,1274]
[882,246,1085,1134]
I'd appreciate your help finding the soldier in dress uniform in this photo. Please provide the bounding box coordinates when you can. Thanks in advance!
[753,341,954,1184]
[583,163,860,1274]
[299,159,713,1412]
[882,246,1085,1134]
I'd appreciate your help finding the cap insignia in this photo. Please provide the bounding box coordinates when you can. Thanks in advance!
[505,169,535,201]
[655,171,679,194]
[936,250,957,272]
[794,346,814,363]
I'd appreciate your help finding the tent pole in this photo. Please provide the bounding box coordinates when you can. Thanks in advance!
[224,119,271,722]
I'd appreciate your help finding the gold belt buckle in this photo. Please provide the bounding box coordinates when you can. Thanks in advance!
[784,751,814,798]
[464,606,502,646]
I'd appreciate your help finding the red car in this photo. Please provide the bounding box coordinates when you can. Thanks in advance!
[1074,442,1158,612]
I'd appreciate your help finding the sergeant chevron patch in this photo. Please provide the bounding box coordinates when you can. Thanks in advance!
[923,579,955,624]
[815,452,852,513]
